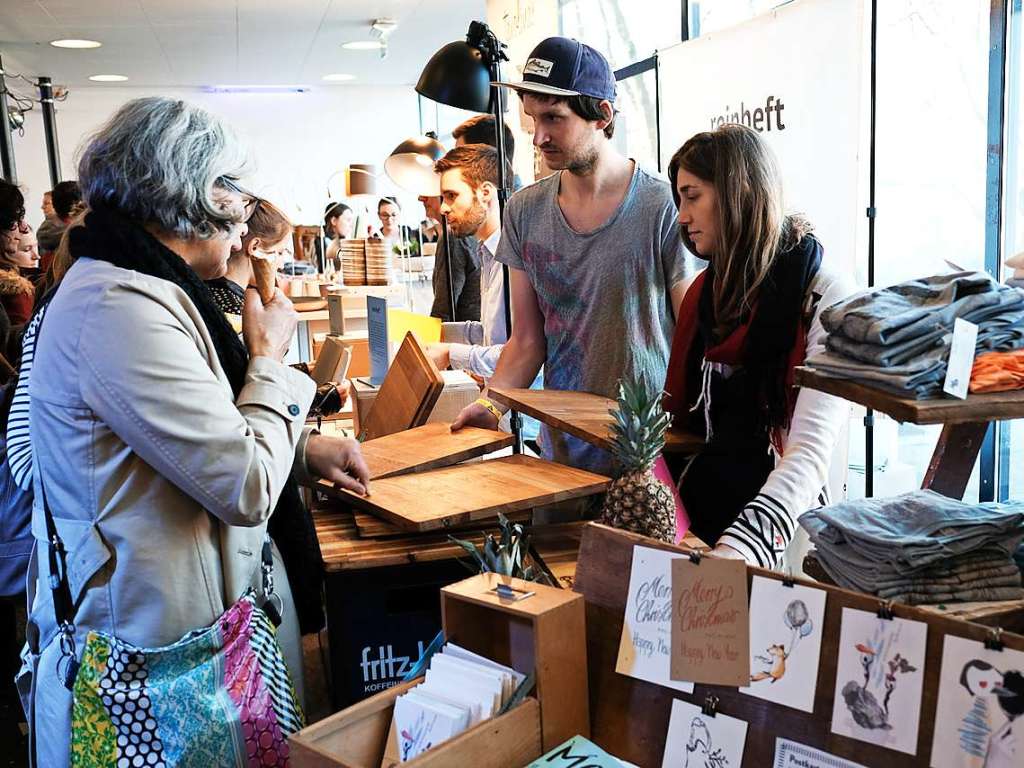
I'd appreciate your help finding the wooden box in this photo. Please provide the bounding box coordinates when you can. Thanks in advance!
[289,678,542,767]
[441,573,590,751]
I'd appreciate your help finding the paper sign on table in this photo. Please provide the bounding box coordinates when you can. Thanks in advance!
[773,738,867,768]
[829,608,928,756]
[740,576,828,713]
[670,556,750,686]
[615,546,694,693]
[943,318,978,399]
[929,635,1024,768]
[525,735,624,767]
[661,699,748,768]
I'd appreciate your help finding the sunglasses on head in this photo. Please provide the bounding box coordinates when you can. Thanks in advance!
[217,177,260,223]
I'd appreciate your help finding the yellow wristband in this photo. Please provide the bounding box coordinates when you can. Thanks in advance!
[474,397,504,422]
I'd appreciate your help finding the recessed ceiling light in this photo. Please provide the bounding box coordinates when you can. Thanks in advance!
[342,40,384,51]
[50,39,102,49]
[322,73,356,82]
[89,74,128,82]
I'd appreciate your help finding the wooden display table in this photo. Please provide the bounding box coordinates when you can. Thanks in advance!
[489,387,704,454]
[313,501,585,710]
[796,365,1024,499]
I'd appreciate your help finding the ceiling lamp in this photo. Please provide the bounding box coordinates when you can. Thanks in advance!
[322,73,356,82]
[89,74,128,82]
[50,39,102,49]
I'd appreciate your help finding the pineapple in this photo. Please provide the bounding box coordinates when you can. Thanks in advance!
[599,377,677,543]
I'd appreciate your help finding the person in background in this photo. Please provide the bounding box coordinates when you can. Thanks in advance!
[0,223,36,326]
[376,196,404,243]
[425,144,542,448]
[35,191,60,253]
[36,181,81,273]
[452,37,692,483]
[429,114,516,323]
[322,200,354,270]
[21,96,369,765]
[662,124,851,567]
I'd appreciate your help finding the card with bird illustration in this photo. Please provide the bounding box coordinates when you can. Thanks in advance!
[830,607,928,755]
[739,575,828,713]
[661,699,748,768]
[930,635,1024,768]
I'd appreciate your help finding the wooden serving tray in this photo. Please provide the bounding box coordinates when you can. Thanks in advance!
[341,422,512,483]
[359,333,445,441]
[320,455,610,532]
[488,387,703,454]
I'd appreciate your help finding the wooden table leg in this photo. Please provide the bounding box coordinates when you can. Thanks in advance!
[921,421,989,499]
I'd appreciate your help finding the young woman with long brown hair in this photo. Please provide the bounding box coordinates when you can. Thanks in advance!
[665,124,852,569]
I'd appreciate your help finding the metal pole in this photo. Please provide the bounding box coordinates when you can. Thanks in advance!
[37,76,61,187]
[864,0,878,498]
[0,54,17,182]
[490,57,524,454]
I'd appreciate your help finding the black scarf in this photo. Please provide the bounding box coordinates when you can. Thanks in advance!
[69,205,325,634]
[691,231,822,437]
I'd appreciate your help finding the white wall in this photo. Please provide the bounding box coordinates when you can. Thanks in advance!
[11,84,424,229]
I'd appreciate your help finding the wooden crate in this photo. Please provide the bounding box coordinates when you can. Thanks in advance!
[441,573,590,752]
[289,678,542,767]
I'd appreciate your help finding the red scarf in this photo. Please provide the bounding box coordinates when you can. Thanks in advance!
[663,271,808,451]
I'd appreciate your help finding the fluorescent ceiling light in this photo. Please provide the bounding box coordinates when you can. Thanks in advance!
[89,74,128,82]
[51,39,102,49]
[322,73,356,82]
[342,40,384,51]
[204,84,312,93]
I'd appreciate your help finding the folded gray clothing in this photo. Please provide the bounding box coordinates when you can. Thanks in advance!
[871,562,1021,592]
[825,327,948,367]
[821,271,1024,346]
[882,586,1024,606]
[804,350,946,397]
[800,491,1024,584]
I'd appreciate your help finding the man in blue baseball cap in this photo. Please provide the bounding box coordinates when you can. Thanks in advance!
[452,37,695,492]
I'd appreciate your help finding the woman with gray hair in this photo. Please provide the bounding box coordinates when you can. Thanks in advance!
[18,96,370,766]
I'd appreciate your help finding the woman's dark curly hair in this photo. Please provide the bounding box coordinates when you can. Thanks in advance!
[0,180,25,232]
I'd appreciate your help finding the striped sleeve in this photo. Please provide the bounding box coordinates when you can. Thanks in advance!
[717,493,794,568]
[7,306,45,491]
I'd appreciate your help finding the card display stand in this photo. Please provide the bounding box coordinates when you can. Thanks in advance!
[290,573,589,766]
[488,387,704,454]
[573,522,1024,768]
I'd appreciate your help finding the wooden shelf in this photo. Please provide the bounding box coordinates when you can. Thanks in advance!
[795,366,1024,424]
[488,387,704,454]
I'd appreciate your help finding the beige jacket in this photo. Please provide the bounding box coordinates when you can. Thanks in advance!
[22,257,315,766]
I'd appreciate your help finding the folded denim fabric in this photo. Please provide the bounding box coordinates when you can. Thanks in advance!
[882,586,1024,606]
[804,351,947,397]
[825,328,949,367]
[871,562,1021,591]
[821,272,1024,345]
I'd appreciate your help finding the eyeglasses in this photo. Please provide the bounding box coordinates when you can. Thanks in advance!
[218,177,260,223]
[379,213,400,220]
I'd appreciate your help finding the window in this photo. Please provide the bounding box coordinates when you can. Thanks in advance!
[690,0,789,37]
[613,67,661,173]
[560,0,683,69]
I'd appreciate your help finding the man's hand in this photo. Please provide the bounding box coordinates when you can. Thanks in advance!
[425,343,451,371]
[451,401,500,432]
[305,434,371,496]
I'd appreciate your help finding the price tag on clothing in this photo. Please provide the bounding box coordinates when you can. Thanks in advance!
[943,318,979,399]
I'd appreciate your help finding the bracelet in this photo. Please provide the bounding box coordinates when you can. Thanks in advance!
[474,397,504,422]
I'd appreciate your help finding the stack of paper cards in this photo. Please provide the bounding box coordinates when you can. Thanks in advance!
[392,642,526,761]
[525,735,626,767]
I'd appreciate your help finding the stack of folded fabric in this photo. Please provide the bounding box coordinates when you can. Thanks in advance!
[806,271,1024,398]
[800,490,1024,605]
[1007,251,1024,290]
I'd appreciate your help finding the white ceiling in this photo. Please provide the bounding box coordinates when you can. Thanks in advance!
[0,0,488,89]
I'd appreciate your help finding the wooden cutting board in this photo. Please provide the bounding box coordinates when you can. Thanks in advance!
[488,387,703,454]
[352,422,513,481]
[357,332,444,441]
[321,455,610,532]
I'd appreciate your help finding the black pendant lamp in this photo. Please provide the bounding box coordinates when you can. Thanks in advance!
[415,27,494,112]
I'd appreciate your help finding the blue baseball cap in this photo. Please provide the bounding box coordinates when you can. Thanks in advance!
[493,37,616,102]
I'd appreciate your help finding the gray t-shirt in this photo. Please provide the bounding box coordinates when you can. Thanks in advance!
[496,165,692,475]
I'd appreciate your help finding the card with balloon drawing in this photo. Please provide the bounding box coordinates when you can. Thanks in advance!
[739,575,828,713]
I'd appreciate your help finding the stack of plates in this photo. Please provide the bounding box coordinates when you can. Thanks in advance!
[339,239,366,286]
[365,240,393,286]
